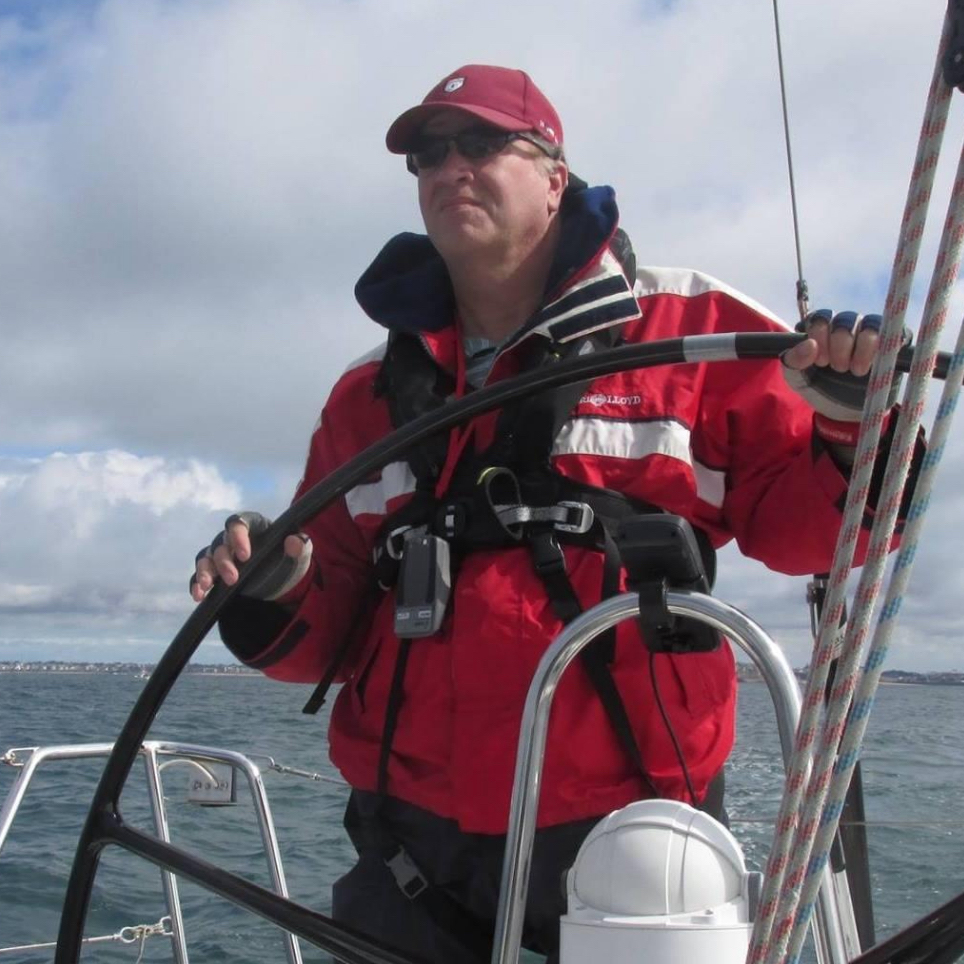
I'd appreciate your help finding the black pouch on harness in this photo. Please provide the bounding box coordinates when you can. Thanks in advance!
[615,514,720,654]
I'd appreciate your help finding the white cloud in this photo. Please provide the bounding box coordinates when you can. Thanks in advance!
[0,583,56,607]
[1,0,953,468]
[0,0,961,668]
[0,451,241,649]
[28,449,238,513]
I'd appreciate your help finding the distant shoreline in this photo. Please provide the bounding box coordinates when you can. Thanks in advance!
[735,666,964,687]
[4,662,963,685]
[0,663,258,677]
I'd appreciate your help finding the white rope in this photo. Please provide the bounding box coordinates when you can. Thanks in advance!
[732,817,964,829]
[781,168,964,963]
[750,11,959,964]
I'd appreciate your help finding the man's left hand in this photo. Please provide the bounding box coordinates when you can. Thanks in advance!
[783,308,880,378]
[782,309,904,454]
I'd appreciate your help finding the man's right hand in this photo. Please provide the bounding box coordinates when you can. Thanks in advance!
[190,512,312,603]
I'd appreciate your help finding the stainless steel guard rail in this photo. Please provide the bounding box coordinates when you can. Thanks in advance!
[491,589,859,964]
[0,741,303,964]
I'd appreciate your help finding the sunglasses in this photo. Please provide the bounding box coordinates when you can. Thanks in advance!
[406,128,560,176]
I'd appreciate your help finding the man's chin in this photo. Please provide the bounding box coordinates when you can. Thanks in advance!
[431,224,498,260]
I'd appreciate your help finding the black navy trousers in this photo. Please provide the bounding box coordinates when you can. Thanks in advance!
[331,776,726,964]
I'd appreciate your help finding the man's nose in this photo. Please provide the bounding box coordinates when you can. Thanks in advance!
[433,143,474,181]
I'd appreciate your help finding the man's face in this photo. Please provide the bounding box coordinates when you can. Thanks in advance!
[414,110,566,267]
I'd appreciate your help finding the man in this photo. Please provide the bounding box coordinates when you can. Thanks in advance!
[192,65,904,963]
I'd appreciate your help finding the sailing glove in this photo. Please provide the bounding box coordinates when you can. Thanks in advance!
[194,511,312,602]
[783,309,909,447]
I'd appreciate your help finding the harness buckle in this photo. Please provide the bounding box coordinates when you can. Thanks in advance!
[383,524,425,561]
[438,500,469,539]
[384,846,430,900]
[529,530,566,577]
[555,501,594,534]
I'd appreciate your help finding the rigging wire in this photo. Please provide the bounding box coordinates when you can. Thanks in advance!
[771,0,810,320]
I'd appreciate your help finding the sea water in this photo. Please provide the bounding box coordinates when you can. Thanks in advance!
[1,671,962,962]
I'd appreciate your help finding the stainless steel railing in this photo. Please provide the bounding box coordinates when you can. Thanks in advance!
[0,741,303,964]
[490,589,859,964]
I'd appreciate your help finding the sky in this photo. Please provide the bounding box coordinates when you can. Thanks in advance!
[1,0,963,671]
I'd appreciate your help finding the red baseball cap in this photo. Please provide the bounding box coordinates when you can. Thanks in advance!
[385,64,564,153]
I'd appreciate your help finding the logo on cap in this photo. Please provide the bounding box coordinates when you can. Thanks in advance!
[443,78,465,93]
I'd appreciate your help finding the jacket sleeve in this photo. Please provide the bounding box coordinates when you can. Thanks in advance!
[689,296,919,575]
[218,400,376,683]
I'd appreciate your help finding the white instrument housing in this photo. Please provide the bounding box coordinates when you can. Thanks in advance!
[560,799,761,964]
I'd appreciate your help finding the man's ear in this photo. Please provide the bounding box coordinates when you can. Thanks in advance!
[547,162,568,215]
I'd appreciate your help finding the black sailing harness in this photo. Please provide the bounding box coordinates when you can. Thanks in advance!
[370,324,692,800]
[300,224,720,951]
[302,315,722,951]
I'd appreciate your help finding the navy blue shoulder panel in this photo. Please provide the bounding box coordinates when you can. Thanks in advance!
[354,232,455,333]
[546,184,618,294]
[353,185,619,335]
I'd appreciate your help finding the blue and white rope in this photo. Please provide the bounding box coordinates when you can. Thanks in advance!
[782,143,964,964]
[750,12,959,964]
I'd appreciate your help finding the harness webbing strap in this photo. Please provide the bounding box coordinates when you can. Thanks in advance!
[343,793,496,959]
[488,327,620,470]
[528,528,661,799]
[301,577,384,716]
[370,640,496,958]
[376,639,412,797]
[375,331,454,484]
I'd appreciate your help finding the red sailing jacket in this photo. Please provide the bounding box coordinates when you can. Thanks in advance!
[221,186,885,834]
